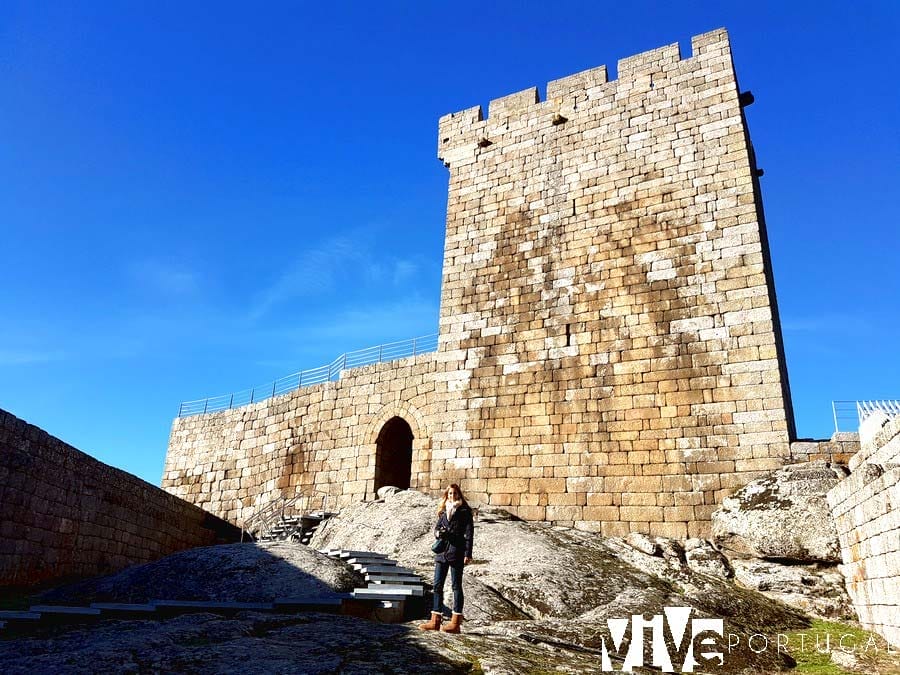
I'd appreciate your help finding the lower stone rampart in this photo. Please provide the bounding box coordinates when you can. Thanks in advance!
[827,416,900,647]
[0,408,240,591]
[165,345,787,540]
[164,354,445,527]
[790,432,859,465]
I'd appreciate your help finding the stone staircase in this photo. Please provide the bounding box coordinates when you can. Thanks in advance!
[258,511,336,545]
[319,548,425,608]
[0,548,426,635]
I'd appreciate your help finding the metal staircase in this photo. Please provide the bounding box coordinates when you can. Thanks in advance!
[319,548,426,621]
[241,492,334,544]
[258,511,334,545]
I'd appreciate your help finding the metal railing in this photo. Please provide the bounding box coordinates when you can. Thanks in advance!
[178,333,438,417]
[241,490,332,541]
[832,400,900,433]
[241,496,299,542]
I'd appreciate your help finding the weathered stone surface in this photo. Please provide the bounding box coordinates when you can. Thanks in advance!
[828,415,900,648]
[730,559,855,620]
[830,648,860,671]
[606,535,733,581]
[790,432,859,465]
[624,532,659,557]
[40,542,360,604]
[685,544,732,579]
[312,489,436,564]
[0,407,240,591]
[0,613,477,675]
[376,485,402,499]
[711,461,843,562]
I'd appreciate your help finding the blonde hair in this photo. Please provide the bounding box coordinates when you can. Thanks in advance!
[437,483,466,515]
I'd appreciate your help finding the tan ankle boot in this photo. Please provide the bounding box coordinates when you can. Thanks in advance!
[418,611,443,631]
[441,612,463,633]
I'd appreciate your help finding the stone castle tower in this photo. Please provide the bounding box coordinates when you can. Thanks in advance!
[164,29,795,539]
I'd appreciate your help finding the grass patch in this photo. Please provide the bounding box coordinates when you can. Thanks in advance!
[786,619,900,674]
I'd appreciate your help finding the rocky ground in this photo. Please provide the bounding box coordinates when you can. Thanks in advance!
[38,541,361,604]
[2,472,895,673]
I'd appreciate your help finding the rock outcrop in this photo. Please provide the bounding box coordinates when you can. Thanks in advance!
[309,490,808,672]
[706,461,859,621]
[0,612,481,675]
[711,461,845,563]
[730,559,856,620]
[39,541,361,604]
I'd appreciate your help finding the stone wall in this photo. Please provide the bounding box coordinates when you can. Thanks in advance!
[827,415,900,647]
[166,29,795,539]
[791,432,859,465]
[0,408,240,590]
[165,354,442,524]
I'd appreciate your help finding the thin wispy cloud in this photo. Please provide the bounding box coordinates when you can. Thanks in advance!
[248,231,430,321]
[782,312,875,336]
[392,260,418,285]
[249,295,440,370]
[129,260,201,296]
[0,349,66,366]
[248,236,359,320]
[312,296,439,342]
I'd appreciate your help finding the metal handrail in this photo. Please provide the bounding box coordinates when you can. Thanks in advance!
[241,496,299,542]
[179,333,438,417]
[832,399,900,434]
[241,490,332,541]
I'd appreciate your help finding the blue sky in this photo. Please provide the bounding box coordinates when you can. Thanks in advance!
[2,2,898,484]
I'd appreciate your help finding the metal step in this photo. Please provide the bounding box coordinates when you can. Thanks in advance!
[351,590,410,601]
[367,574,423,585]
[364,584,424,596]
[338,550,389,560]
[0,587,414,634]
[151,600,275,615]
[29,605,101,619]
[347,556,394,565]
[273,596,345,613]
[0,610,41,622]
[355,564,415,575]
[90,603,157,617]
[350,561,398,570]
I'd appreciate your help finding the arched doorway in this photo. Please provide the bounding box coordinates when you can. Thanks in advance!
[374,416,413,492]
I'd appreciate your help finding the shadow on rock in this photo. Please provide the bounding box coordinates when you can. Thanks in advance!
[39,542,361,604]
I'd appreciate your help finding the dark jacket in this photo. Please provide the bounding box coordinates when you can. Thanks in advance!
[433,502,474,564]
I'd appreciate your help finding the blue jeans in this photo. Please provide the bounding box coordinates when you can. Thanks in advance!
[432,560,464,614]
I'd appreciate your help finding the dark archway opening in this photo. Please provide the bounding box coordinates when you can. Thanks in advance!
[374,416,413,493]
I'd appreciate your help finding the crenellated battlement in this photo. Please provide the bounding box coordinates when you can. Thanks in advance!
[438,28,732,166]
[546,65,607,101]
[487,86,540,119]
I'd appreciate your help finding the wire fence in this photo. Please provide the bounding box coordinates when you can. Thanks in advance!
[832,399,900,434]
[178,333,439,417]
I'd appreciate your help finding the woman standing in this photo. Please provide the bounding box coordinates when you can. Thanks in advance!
[419,483,474,633]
